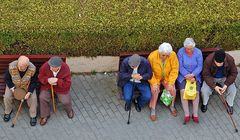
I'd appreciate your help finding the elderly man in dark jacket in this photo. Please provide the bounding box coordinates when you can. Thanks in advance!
[118,54,152,112]
[201,49,238,115]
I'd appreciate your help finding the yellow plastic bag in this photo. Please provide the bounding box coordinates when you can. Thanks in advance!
[183,80,196,100]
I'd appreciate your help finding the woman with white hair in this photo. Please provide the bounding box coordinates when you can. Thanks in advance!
[148,42,179,121]
[177,38,203,124]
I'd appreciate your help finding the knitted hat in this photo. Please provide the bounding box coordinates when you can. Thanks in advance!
[128,54,141,67]
[214,49,225,63]
[48,56,63,67]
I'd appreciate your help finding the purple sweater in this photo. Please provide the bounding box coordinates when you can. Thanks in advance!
[177,47,203,83]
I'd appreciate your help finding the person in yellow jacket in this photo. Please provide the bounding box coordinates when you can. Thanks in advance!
[148,42,179,121]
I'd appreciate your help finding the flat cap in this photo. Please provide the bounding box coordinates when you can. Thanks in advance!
[48,56,63,67]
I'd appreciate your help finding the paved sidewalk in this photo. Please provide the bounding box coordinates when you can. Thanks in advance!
[1,71,240,140]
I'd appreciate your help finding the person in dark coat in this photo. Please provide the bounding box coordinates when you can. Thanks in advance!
[201,49,238,115]
[118,54,152,112]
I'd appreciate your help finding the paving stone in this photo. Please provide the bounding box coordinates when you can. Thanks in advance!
[1,72,240,140]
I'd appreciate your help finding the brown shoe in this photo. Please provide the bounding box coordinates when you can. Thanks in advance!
[170,106,177,117]
[150,115,156,121]
[39,117,49,126]
[67,110,74,119]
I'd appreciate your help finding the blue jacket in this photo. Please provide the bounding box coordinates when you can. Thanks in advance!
[177,47,203,83]
[117,56,152,88]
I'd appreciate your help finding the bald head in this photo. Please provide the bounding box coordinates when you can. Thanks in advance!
[17,55,29,71]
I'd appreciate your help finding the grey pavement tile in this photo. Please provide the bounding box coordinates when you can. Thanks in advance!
[1,72,240,140]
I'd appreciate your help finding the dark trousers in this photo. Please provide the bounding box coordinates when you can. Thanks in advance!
[39,90,73,118]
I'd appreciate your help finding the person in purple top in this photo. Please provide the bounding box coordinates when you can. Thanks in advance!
[177,38,203,124]
[118,54,152,112]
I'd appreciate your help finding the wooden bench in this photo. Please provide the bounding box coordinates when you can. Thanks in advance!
[0,55,66,96]
[118,48,218,97]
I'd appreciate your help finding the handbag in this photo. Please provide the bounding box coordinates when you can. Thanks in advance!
[183,80,197,100]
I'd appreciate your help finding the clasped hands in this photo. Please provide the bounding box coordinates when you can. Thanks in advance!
[185,73,196,83]
[214,84,227,95]
[131,74,142,81]
[48,77,58,85]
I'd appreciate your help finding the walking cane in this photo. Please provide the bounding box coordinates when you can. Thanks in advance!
[11,99,24,127]
[127,81,135,125]
[218,94,238,132]
[11,88,27,128]
[51,85,56,113]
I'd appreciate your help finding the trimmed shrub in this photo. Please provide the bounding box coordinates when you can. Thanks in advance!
[0,0,239,56]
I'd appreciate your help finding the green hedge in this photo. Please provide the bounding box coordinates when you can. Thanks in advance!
[0,0,239,56]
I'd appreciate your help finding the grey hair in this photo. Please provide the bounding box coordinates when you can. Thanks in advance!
[158,42,173,54]
[183,38,196,48]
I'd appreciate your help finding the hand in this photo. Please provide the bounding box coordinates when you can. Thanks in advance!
[151,85,160,94]
[135,75,142,81]
[24,92,31,100]
[51,82,57,85]
[10,87,15,93]
[185,74,194,80]
[214,86,222,95]
[166,84,174,91]
[48,78,54,84]
[220,85,227,94]
[190,77,196,83]
[48,77,58,85]
[131,74,141,80]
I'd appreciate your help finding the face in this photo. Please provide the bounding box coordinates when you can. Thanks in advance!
[214,60,224,67]
[159,53,170,61]
[185,45,194,53]
[50,66,61,72]
[17,61,28,72]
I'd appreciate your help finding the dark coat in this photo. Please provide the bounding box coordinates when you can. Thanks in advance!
[117,56,152,88]
[202,52,238,89]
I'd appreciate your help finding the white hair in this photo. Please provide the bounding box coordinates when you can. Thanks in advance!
[158,42,173,54]
[183,38,196,48]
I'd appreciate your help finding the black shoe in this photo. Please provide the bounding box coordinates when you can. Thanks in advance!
[134,99,141,112]
[3,110,12,122]
[30,117,37,126]
[125,103,131,111]
[201,104,207,113]
[227,104,233,115]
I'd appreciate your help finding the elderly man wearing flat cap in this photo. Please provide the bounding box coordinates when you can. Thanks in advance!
[201,49,238,115]
[3,55,38,126]
[118,54,152,112]
[38,56,74,126]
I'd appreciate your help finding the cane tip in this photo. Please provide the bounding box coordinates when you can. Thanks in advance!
[11,124,15,128]
[235,129,238,133]
[127,121,130,125]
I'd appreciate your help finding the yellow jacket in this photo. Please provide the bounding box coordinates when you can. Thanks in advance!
[148,50,179,86]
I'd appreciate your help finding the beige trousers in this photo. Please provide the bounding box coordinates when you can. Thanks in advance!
[3,86,38,118]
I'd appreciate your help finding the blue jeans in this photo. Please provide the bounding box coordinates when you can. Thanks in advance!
[123,81,151,108]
